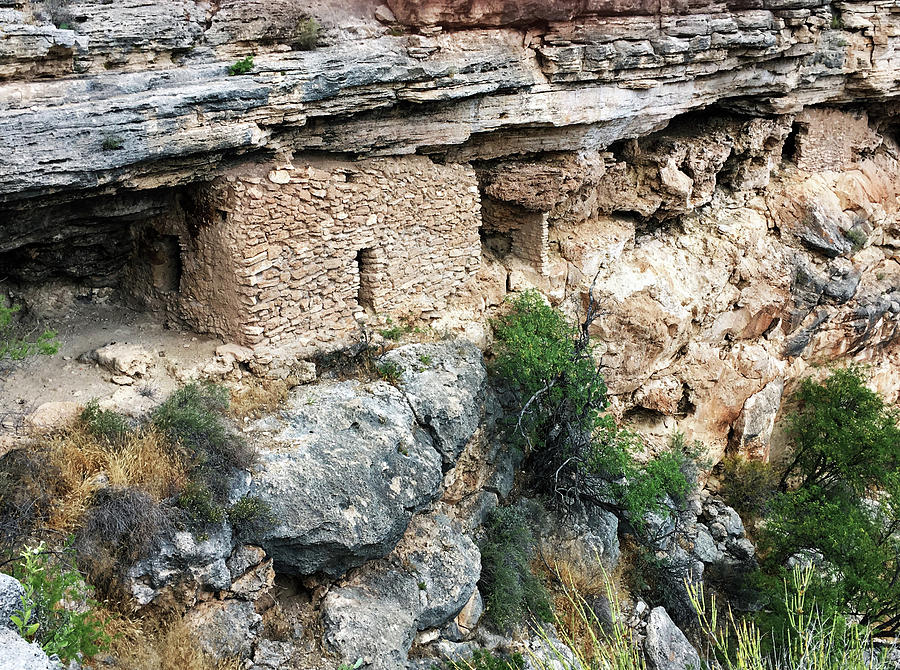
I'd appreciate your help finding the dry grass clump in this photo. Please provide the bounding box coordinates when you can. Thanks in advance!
[229,377,292,419]
[103,614,243,670]
[43,425,186,532]
[537,557,611,661]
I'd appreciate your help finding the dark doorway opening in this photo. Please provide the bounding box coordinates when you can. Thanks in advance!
[356,247,377,311]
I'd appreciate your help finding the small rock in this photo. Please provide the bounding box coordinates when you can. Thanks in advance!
[111,375,134,386]
[25,401,81,432]
[375,4,396,23]
[93,343,154,378]
[267,170,291,185]
[183,599,261,661]
[216,343,254,363]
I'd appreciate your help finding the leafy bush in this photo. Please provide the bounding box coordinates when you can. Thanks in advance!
[719,455,776,528]
[80,400,131,444]
[478,505,552,632]
[8,541,111,663]
[491,291,690,525]
[759,367,900,636]
[227,55,254,75]
[152,383,254,501]
[0,299,58,362]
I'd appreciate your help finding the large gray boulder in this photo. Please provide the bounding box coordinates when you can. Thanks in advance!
[644,607,704,670]
[539,503,620,573]
[322,511,481,669]
[0,573,25,629]
[380,341,486,467]
[250,380,443,576]
[0,627,61,670]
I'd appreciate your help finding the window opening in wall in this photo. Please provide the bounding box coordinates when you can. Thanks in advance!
[149,234,182,293]
[356,247,377,311]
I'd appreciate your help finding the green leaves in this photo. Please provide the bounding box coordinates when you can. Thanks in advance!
[0,300,59,362]
[491,291,691,528]
[760,367,900,636]
[8,541,111,662]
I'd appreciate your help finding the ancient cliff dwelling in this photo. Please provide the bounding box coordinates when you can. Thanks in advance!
[1,0,900,668]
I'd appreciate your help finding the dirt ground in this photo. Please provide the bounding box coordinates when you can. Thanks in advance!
[0,300,225,450]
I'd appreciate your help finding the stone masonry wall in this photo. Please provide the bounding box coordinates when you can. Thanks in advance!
[180,156,482,346]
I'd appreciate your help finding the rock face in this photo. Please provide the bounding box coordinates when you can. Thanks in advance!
[380,341,487,467]
[250,380,444,576]
[644,607,703,670]
[0,627,60,670]
[183,599,262,661]
[0,573,25,629]
[322,510,481,669]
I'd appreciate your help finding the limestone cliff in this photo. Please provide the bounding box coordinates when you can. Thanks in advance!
[1,0,900,460]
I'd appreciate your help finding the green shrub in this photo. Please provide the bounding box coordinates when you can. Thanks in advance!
[0,300,58,362]
[227,55,254,75]
[152,383,254,500]
[844,228,867,252]
[759,367,900,636]
[177,481,226,525]
[294,17,320,50]
[719,455,777,527]
[228,495,274,538]
[491,291,690,526]
[377,360,402,383]
[80,399,131,444]
[8,541,111,663]
[478,505,552,632]
[100,135,124,151]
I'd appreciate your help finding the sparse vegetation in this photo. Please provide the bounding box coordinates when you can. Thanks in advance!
[0,299,58,363]
[844,227,867,252]
[294,17,320,50]
[719,454,777,529]
[478,505,552,632]
[437,649,525,670]
[227,495,274,539]
[377,360,402,383]
[101,135,124,151]
[227,55,254,76]
[80,399,132,444]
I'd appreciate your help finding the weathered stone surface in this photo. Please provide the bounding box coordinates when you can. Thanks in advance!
[644,607,703,670]
[322,559,421,670]
[183,599,262,661]
[92,342,155,378]
[249,380,443,576]
[25,401,81,433]
[126,523,233,606]
[0,627,60,670]
[539,503,620,573]
[380,341,487,466]
[1,0,898,203]
[0,573,25,629]
[322,510,480,668]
